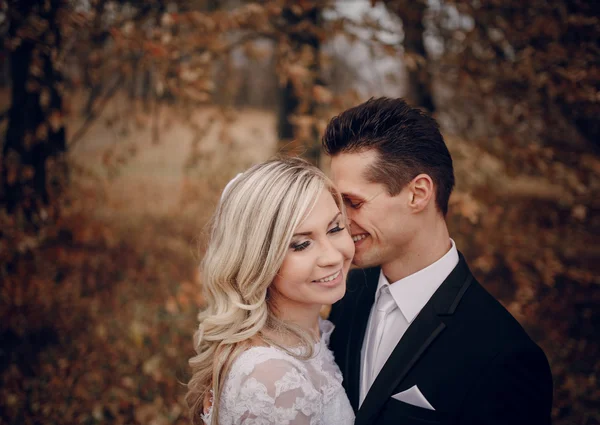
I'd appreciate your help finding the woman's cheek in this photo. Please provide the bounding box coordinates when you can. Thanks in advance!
[340,233,355,260]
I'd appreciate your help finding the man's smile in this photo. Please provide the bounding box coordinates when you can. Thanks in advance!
[352,234,368,243]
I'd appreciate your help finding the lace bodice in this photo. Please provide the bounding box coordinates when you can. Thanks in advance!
[202,319,354,425]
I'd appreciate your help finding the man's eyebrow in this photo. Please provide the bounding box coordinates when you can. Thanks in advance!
[342,192,365,201]
[342,193,367,204]
[292,212,342,237]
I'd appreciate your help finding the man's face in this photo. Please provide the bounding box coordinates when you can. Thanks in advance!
[330,150,416,269]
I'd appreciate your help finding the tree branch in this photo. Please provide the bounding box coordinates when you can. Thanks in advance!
[67,75,124,151]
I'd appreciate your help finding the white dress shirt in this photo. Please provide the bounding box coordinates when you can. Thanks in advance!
[359,239,459,405]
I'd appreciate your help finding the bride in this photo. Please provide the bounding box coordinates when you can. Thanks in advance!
[186,158,356,425]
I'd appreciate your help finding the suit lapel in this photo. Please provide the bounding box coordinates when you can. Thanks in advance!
[354,254,474,425]
[355,302,445,425]
[344,267,379,412]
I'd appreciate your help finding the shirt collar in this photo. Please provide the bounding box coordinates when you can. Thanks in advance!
[376,239,459,324]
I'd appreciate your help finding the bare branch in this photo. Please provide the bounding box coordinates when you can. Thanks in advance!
[68,75,124,151]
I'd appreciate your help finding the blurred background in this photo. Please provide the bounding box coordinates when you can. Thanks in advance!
[0,1,598,424]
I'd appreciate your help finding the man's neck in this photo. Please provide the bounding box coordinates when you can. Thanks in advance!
[382,220,452,283]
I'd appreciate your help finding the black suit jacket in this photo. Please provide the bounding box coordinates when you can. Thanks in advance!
[329,254,553,425]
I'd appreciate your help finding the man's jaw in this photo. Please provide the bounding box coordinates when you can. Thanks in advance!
[351,232,375,267]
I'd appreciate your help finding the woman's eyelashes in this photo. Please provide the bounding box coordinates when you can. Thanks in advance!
[290,222,346,251]
[291,240,310,252]
[328,222,345,234]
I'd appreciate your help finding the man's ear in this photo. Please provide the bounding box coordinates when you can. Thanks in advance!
[408,174,434,212]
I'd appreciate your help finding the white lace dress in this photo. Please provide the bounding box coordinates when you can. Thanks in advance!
[202,319,355,425]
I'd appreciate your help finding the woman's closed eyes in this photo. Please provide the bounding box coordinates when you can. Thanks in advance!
[290,221,346,252]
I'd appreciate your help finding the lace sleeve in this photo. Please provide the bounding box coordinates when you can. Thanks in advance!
[230,356,322,425]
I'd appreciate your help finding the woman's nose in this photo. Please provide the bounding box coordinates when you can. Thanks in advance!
[318,238,344,267]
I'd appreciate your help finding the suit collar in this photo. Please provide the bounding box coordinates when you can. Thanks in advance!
[381,239,459,323]
[343,267,379,412]
[354,253,474,425]
[430,252,473,315]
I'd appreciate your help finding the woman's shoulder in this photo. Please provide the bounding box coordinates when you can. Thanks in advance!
[228,344,307,382]
[204,347,316,425]
[224,320,337,389]
[216,345,330,425]
[223,345,320,407]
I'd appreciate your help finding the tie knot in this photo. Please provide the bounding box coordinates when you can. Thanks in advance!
[376,286,396,313]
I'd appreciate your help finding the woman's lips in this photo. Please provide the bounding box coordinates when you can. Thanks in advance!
[312,269,343,288]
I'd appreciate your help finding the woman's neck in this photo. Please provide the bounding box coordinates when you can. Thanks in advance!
[271,301,322,342]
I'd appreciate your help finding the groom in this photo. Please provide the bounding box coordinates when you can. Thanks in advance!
[324,98,553,425]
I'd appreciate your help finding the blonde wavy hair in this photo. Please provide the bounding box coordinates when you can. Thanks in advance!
[186,157,344,425]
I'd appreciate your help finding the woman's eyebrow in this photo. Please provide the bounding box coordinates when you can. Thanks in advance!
[292,212,342,237]
[328,212,342,226]
[293,231,312,237]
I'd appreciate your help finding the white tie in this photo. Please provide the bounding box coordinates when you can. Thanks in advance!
[362,285,397,401]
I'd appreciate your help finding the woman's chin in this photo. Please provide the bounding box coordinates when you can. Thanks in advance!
[315,283,346,305]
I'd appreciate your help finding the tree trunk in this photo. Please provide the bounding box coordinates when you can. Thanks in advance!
[1,0,67,224]
[386,0,435,112]
[277,4,322,165]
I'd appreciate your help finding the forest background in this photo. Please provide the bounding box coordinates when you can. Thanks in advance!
[0,1,598,424]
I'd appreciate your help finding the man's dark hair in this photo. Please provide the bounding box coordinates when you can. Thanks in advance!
[322,97,455,216]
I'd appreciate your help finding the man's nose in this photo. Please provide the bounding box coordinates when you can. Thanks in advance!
[347,214,361,233]
[345,209,356,226]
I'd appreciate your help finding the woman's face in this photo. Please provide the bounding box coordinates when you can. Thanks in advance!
[271,188,355,315]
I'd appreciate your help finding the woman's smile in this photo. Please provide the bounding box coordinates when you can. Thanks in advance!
[312,269,343,287]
